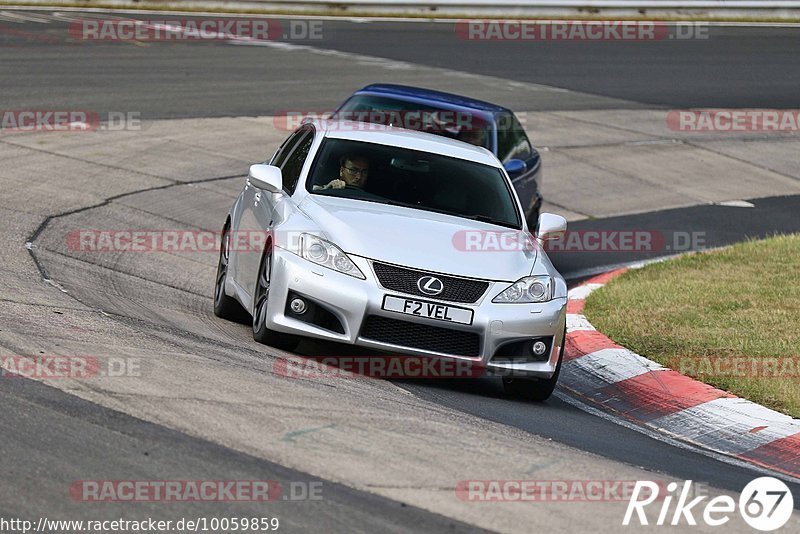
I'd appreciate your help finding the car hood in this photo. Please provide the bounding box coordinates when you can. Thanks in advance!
[298,195,536,282]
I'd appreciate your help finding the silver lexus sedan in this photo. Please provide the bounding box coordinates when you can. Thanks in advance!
[214,119,568,400]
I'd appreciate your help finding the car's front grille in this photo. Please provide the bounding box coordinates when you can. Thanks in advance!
[372,262,489,304]
[360,315,481,357]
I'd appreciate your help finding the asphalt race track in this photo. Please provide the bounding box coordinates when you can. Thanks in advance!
[4,15,800,116]
[1,8,800,533]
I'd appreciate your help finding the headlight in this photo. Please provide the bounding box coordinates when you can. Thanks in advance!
[492,276,553,303]
[299,234,365,279]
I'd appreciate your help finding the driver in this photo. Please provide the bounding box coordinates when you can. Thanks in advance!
[456,127,487,148]
[313,154,370,191]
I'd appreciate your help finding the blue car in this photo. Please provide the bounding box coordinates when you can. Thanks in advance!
[334,84,543,229]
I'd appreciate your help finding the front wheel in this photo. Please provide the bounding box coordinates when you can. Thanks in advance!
[502,327,565,401]
[214,224,246,320]
[252,248,300,351]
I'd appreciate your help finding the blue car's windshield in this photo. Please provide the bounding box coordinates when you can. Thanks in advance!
[335,95,492,150]
[306,138,521,229]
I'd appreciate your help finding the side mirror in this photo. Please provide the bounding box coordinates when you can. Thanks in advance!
[248,164,282,193]
[503,159,527,177]
[536,213,567,241]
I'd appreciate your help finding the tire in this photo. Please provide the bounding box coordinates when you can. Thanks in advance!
[252,247,300,351]
[213,224,246,320]
[502,327,565,402]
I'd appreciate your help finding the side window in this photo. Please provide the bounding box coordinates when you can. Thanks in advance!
[279,128,314,195]
[496,112,532,162]
[269,128,305,167]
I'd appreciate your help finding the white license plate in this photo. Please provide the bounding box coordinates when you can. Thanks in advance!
[381,295,473,325]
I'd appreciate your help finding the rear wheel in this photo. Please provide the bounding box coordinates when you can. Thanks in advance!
[252,248,300,351]
[502,327,565,401]
[213,224,245,320]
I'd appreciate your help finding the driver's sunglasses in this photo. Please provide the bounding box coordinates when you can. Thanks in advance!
[343,165,369,177]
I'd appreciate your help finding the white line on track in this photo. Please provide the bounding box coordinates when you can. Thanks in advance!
[0,10,52,23]
[0,10,30,22]
[50,11,92,23]
[567,282,603,300]
[651,398,800,454]
[554,389,800,485]
[226,37,568,94]
[0,11,24,22]
[566,313,596,332]
[571,347,668,382]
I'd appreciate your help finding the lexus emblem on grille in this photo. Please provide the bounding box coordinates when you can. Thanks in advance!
[417,276,444,296]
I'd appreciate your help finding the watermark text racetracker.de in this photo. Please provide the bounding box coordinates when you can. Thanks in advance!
[69,479,322,502]
[451,229,706,253]
[273,109,479,133]
[455,21,709,41]
[68,229,272,253]
[274,355,489,380]
[0,355,141,379]
[0,110,141,132]
[69,18,323,42]
[670,356,800,379]
[667,109,800,132]
[456,479,672,502]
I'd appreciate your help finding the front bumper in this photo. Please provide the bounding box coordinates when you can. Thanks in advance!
[266,247,567,378]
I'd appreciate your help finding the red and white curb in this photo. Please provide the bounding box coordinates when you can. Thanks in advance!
[562,268,800,480]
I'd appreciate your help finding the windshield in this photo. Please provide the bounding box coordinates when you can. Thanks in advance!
[336,94,492,150]
[306,138,521,229]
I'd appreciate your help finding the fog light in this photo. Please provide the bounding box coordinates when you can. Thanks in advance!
[531,341,547,356]
[290,298,307,314]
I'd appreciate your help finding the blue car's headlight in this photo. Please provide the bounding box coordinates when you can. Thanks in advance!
[299,233,365,279]
[492,276,553,303]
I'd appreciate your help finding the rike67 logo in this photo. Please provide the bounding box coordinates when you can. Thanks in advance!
[624,478,794,531]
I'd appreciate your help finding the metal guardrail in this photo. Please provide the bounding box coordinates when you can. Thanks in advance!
[259,0,800,5]
[165,0,800,17]
[11,0,800,17]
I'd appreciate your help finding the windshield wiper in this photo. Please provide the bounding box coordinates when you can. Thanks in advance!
[461,213,521,229]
